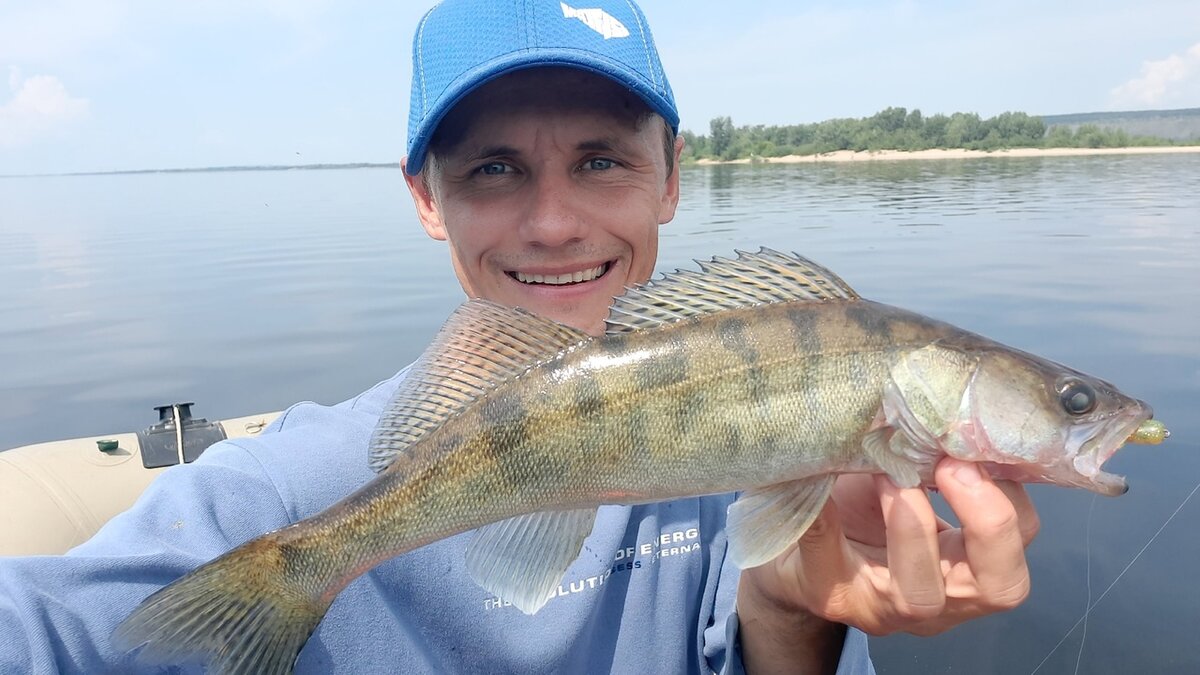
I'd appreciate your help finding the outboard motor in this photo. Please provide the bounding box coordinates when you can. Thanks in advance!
[135,402,227,468]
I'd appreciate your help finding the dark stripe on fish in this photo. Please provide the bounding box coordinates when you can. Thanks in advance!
[634,336,689,390]
[570,372,606,419]
[670,387,708,440]
[786,307,822,353]
[480,396,530,439]
[845,303,893,341]
[717,317,759,364]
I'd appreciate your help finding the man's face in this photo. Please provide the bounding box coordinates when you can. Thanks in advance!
[404,69,682,336]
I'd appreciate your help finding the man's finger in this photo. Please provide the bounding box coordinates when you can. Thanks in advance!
[935,459,1031,610]
[992,479,1040,546]
[877,475,945,620]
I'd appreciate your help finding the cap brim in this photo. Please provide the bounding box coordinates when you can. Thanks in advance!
[405,49,679,176]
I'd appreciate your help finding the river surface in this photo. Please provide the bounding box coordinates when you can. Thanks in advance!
[1,155,1198,673]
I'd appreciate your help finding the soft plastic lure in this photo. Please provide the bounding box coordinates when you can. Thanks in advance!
[1128,419,1170,445]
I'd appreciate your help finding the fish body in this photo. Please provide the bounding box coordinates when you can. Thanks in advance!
[114,249,1162,674]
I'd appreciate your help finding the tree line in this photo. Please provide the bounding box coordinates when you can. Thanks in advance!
[680,107,1182,161]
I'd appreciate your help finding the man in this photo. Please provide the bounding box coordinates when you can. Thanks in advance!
[0,1,1038,672]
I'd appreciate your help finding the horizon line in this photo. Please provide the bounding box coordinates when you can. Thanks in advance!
[0,161,401,179]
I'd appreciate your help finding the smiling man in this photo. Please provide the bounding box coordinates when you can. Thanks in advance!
[408,68,673,336]
[394,0,1039,672]
[0,1,1039,673]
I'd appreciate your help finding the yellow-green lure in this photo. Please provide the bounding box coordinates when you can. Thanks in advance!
[1128,419,1170,445]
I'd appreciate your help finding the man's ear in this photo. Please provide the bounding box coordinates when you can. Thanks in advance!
[658,134,685,225]
[402,156,447,241]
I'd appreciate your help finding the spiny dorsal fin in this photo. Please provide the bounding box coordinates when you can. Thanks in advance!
[368,300,590,472]
[606,248,859,333]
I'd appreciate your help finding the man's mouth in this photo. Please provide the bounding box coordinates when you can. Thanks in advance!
[509,261,611,286]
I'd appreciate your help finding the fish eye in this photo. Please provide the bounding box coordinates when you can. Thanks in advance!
[1059,380,1097,415]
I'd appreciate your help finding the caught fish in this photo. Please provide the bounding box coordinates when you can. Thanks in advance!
[114,248,1166,674]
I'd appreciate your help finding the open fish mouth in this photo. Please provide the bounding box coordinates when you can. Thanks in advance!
[1067,406,1154,496]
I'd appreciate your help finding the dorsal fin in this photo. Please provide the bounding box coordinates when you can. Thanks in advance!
[368,300,590,472]
[606,248,859,333]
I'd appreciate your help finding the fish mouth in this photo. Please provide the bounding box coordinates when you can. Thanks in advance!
[508,261,611,286]
[1066,405,1154,496]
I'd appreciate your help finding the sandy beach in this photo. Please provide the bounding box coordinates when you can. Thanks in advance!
[693,145,1200,164]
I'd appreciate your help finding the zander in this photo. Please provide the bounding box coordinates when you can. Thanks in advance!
[115,249,1166,674]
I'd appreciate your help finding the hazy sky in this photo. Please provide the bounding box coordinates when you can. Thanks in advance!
[1,0,1198,174]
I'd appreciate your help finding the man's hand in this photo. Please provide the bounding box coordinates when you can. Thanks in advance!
[736,457,1041,673]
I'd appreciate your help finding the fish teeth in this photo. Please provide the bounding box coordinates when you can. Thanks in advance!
[515,263,606,285]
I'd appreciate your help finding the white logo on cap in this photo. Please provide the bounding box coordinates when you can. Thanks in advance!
[560,2,630,39]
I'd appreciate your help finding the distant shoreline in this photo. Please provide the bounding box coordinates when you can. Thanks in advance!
[691,145,1200,165]
[0,162,398,179]
[6,146,1198,178]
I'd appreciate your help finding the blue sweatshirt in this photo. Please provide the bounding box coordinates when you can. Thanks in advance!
[0,369,874,674]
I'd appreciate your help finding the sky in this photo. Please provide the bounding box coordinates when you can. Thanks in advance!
[1,0,1198,175]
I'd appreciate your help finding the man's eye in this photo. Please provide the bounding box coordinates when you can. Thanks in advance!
[477,162,509,176]
[585,158,616,171]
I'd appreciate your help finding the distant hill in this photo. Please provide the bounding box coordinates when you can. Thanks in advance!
[1041,108,1200,141]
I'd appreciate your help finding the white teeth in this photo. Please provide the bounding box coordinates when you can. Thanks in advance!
[515,263,606,285]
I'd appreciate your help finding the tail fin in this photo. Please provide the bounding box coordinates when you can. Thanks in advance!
[113,536,330,675]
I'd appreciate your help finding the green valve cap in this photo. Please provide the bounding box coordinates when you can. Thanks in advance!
[97,439,119,453]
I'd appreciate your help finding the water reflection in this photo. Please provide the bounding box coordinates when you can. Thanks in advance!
[706,163,736,205]
[1,154,1197,673]
[670,155,1200,674]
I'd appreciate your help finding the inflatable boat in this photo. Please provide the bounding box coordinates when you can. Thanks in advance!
[0,403,280,556]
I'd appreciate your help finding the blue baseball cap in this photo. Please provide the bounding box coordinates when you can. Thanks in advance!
[405,0,678,175]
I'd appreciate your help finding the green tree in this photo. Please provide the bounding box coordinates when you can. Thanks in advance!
[922,113,950,146]
[944,112,983,146]
[679,129,707,159]
[709,116,734,158]
[1044,125,1075,147]
[679,107,1176,161]
[870,106,908,133]
[812,118,857,152]
[904,108,924,132]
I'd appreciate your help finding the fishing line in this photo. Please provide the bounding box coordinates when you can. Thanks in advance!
[1030,464,1200,675]
[1072,495,1097,675]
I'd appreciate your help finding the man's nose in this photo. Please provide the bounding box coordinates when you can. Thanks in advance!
[518,173,588,247]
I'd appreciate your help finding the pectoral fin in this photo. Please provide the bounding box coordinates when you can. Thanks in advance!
[861,377,945,488]
[726,475,836,569]
[862,427,923,488]
[465,508,598,615]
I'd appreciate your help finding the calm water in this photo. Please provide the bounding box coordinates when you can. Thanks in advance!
[2,156,1199,673]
